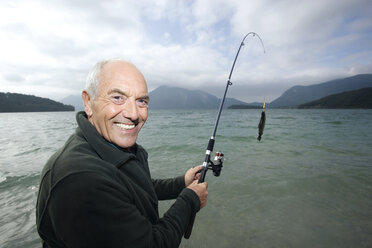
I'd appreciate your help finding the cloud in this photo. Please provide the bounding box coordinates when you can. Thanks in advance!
[4,73,25,82]
[0,0,371,102]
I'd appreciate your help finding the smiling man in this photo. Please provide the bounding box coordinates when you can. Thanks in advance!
[83,60,149,149]
[36,59,208,248]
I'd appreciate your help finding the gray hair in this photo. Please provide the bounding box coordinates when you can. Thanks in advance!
[85,58,128,100]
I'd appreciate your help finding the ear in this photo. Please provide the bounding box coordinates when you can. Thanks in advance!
[82,91,93,117]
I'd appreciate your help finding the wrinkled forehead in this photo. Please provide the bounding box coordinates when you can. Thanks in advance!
[99,61,148,94]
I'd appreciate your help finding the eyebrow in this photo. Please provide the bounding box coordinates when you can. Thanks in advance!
[140,95,150,101]
[107,88,127,96]
[107,88,149,100]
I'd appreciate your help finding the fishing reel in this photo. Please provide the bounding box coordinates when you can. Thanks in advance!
[207,151,224,177]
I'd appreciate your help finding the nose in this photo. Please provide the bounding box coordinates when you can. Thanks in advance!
[121,98,139,122]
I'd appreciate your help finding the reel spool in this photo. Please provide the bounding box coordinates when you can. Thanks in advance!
[208,151,224,177]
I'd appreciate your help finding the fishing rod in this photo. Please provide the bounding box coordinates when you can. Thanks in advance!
[184,32,265,239]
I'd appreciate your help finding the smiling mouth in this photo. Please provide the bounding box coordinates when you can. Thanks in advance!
[115,123,136,130]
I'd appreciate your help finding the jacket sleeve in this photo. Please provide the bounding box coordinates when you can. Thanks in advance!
[44,172,200,248]
[152,176,185,200]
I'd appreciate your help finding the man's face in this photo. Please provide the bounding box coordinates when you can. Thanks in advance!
[85,61,149,148]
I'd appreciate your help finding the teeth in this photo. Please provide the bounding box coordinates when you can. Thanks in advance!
[115,123,135,130]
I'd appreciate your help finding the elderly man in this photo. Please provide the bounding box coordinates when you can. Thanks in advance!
[36,59,208,247]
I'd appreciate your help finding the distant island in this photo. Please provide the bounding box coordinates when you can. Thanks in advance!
[228,104,262,109]
[0,92,75,112]
[298,87,372,109]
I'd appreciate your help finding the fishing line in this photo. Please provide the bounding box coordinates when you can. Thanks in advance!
[185,32,265,239]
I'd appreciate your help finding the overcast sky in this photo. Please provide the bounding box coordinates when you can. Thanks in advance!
[0,0,371,103]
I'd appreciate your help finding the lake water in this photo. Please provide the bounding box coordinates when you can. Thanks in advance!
[1,109,372,247]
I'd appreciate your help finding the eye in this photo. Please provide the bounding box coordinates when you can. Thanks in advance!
[111,95,126,105]
[136,98,149,107]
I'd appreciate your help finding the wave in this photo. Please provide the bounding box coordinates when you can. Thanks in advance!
[324,121,343,125]
[0,173,40,189]
[0,173,40,248]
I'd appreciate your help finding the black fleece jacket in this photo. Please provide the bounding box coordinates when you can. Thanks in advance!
[36,112,200,248]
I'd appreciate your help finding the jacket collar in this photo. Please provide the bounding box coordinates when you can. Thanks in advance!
[75,111,136,166]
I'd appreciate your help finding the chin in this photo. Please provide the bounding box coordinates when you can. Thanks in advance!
[115,139,137,149]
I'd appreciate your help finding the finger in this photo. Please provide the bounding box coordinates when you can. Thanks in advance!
[191,166,201,175]
[194,173,201,180]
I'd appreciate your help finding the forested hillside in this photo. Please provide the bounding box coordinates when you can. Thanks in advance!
[0,92,74,112]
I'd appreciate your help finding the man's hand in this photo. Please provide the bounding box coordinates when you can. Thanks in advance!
[187,180,208,208]
[185,166,208,208]
[184,165,202,187]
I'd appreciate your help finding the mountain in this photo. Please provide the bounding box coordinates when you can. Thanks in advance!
[298,87,372,109]
[0,92,74,112]
[148,85,248,109]
[61,95,84,111]
[269,74,372,108]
